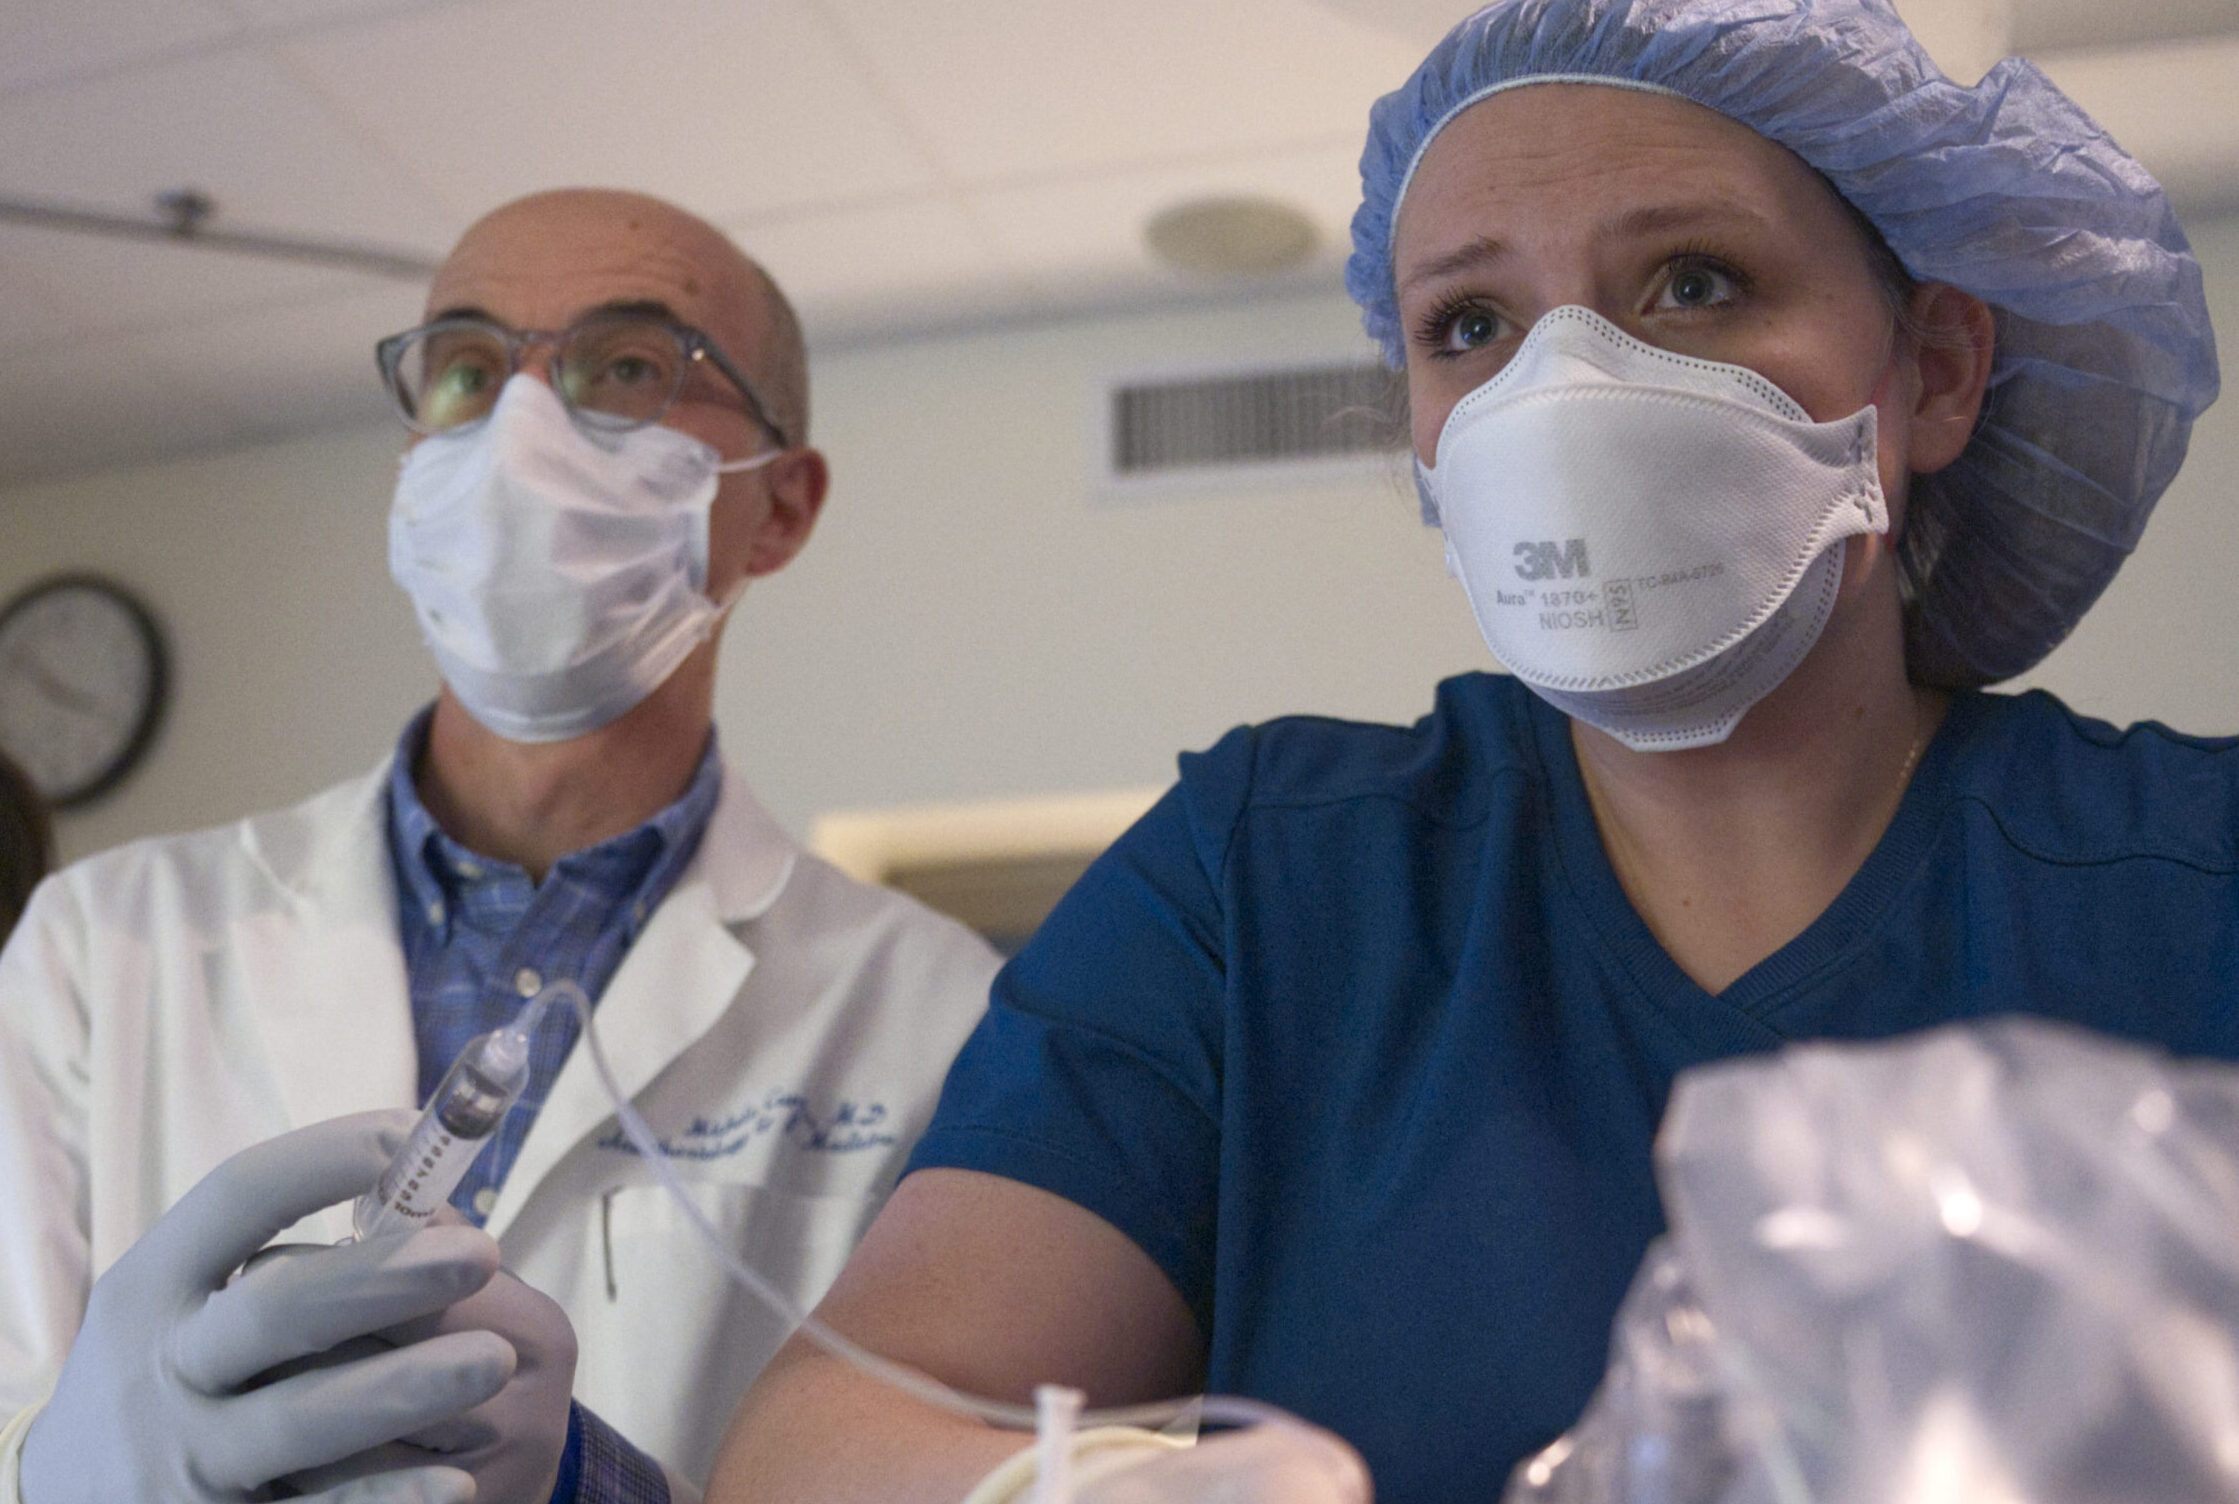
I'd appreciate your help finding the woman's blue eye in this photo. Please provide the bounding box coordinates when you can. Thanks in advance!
[1446,309,1500,351]
[1661,264,1737,310]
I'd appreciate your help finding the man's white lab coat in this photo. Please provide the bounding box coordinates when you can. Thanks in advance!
[0,760,1000,1485]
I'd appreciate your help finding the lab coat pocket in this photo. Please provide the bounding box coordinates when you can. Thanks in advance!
[566,1177,883,1481]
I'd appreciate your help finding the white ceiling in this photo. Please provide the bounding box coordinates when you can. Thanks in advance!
[0,0,2232,487]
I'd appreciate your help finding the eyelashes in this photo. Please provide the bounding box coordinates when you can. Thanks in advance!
[1411,289,1505,357]
[1408,244,1756,358]
[1658,243,1754,308]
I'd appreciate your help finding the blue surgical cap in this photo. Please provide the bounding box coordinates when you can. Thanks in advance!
[1347,0,2220,687]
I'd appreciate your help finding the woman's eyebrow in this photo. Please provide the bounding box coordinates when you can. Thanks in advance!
[1600,201,1772,240]
[1398,236,1511,296]
[1398,198,1775,297]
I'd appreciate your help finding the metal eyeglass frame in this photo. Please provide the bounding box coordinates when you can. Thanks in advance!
[374,311,794,451]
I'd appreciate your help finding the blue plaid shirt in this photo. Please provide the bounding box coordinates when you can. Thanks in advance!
[386,707,720,1504]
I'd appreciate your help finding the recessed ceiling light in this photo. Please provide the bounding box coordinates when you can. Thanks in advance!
[1144,195,1319,276]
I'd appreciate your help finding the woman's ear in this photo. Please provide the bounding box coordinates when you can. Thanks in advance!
[1902,283,1996,476]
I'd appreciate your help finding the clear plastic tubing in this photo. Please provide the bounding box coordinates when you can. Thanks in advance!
[352,987,555,1240]
[381,978,1304,1462]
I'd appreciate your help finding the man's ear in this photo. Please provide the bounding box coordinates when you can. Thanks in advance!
[743,448,830,578]
[1902,283,1996,477]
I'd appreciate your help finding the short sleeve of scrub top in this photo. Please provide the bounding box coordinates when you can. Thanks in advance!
[903,672,2239,1504]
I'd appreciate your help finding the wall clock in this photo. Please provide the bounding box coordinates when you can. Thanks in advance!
[0,574,169,809]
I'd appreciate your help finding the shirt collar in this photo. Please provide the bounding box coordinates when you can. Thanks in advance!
[387,707,450,933]
[384,705,726,942]
[603,733,723,939]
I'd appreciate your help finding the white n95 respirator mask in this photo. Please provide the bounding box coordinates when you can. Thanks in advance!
[1417,306,1889,751]
[389,373,776,743]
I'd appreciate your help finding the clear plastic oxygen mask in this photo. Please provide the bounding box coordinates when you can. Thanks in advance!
[352,984,560,1240]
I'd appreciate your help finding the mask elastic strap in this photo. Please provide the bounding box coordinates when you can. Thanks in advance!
[716,448,786,476]
[701,450,785,620]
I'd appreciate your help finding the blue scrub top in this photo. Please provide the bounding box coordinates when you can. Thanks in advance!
[906,673,2239,1503]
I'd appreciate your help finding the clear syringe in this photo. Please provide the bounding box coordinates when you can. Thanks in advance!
[352,981,565,1240]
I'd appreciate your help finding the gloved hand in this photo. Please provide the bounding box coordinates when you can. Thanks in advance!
[19,1111,517,1504]
[266,1218,577,1504]
[1081,1421,1372,1504]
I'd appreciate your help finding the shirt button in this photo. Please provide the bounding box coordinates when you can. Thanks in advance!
[515,967,543,997]
[426,900,444,924]
[473,1187,498,1217]
[456,861,483,880]
[631,901,647,925]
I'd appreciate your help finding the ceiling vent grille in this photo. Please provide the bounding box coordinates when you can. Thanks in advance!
[1100,359,1401,495]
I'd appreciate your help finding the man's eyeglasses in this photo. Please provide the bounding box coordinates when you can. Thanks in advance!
[375,312,793,450]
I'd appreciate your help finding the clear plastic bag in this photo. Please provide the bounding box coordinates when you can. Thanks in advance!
[1506,1019,2239,1504]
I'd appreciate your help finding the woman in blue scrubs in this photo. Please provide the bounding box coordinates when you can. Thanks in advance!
[712,3,2224,1501]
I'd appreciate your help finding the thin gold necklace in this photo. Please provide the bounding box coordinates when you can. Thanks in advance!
[1894,694,1932,793]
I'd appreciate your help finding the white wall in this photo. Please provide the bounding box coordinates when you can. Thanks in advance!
[3,211,2236,866]
[0,427,434,863]
[713,291,1484,841]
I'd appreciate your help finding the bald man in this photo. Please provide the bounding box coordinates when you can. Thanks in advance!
[0,191,1000,1504]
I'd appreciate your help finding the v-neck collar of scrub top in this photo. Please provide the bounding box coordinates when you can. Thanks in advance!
[1524,683,1995,1026]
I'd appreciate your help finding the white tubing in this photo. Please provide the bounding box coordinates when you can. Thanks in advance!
[1034,1385,1083,1504]
[549,979,1293,1438]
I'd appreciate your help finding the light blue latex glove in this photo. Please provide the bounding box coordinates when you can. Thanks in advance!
[260,1211,577,1504]
[20,1111,515,1504]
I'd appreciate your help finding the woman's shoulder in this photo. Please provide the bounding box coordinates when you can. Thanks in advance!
[1176,672,1540,831]
[1949,688,2239,869]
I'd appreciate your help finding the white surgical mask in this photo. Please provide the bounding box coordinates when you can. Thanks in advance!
[389,374,777,743]
[1417,306,1889,750]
